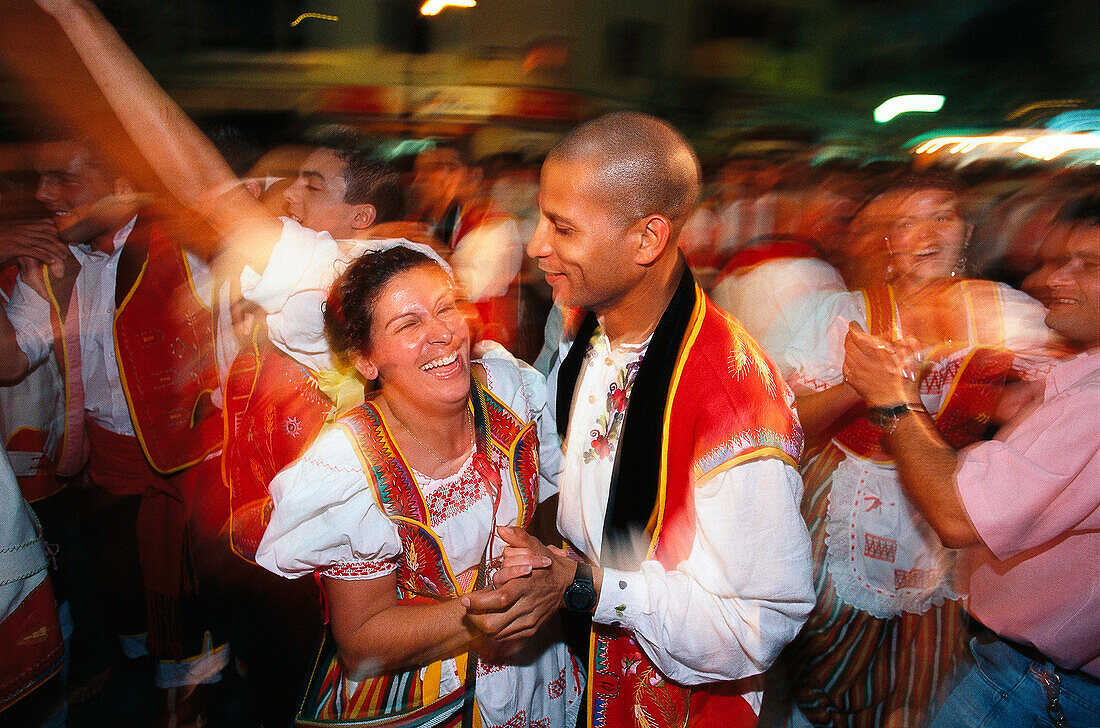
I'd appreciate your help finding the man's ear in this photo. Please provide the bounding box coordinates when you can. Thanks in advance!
[351,352,379,381]
[634,214,673,266]
[351,203,378,231]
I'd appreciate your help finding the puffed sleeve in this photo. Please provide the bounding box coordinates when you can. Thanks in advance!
[782,290,866,391]
[238,218,343,370]
[255,425,403,580]
[995,283,1062,380]
[592,457,815,683]
[477,345,560,501]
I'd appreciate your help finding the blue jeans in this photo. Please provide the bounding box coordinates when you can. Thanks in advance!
[927,636,1100,728]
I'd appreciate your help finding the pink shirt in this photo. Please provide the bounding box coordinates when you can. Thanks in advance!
[956,347,1100,677]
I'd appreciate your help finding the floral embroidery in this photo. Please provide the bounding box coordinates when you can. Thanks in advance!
[487,709,526,728]
[477,658,508,677]
[423,450,507,524]
[322,559,395,580]
[583,357,643,463]
[283,416,302,438]
[548,667,566,699]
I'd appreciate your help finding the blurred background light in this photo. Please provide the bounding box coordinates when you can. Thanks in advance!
[1017,133,1100,160]
[874,95,946,124]
[913,136,1028,154]
[420,0,477,17]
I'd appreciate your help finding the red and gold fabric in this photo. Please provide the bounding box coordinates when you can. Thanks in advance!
[222,332,333,563]
[556,269,802,728]
[44,218,220,478]
[112,219,221,473]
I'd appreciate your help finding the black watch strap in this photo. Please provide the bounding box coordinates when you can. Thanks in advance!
[563,562,597,613]
[868,402,925,432]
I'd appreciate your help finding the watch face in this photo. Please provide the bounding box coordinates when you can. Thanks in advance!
[564,582,597,612]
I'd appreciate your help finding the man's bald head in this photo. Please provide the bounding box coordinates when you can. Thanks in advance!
[546,112,701,230]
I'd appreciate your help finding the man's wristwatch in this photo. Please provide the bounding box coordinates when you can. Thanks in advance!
[563,562,598,613]
[868,402,925,433]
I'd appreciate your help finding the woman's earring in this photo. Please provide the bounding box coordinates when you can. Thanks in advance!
[950,255,967,278]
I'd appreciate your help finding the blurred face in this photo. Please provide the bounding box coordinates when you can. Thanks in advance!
[839,195,895,288]
[885,188,972,286]
[356,264,471,408]
[1036,223,1100,348]
[802,190,859,252]
[528,156,640,312]
[32,141,115,246]
[412,148,467,214]
[283,148,356,238]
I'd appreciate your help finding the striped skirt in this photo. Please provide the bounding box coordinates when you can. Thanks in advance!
[784,444,968,728]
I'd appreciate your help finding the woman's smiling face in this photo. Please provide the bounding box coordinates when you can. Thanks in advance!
[354,263,471,408]
[885,188,972,285]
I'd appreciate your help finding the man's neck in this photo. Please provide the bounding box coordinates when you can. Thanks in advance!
[597,258,685,347]
[90,223,128,254]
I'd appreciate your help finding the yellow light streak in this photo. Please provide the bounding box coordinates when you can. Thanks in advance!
[874,95,944,124]
[1006,99,1083,121]
[420,0,476,17]
[1017,134,1100,161]
[913,136,1028,155]
[290,13,339,27]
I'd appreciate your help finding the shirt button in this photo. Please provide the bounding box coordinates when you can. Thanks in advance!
[604,357,613,367]
[588,395,596,404]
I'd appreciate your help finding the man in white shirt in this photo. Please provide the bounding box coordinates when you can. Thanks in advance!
[463,112,814,727]
[0,136,226,719]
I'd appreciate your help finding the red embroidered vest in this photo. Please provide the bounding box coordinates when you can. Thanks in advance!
[223,333,332,562]
[45,218,220,476]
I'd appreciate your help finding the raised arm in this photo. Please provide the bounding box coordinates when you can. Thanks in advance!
[28,0,282,269]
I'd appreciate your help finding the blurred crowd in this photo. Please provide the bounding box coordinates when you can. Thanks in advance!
[1,4,1098,728]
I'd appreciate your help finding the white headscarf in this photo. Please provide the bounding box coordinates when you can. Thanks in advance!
[342,237,453,278]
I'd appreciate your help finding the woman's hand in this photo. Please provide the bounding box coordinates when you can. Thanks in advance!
[843,322,922,407]
[490,540,555,589]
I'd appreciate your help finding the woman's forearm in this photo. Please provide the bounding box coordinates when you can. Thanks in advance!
[794,382,862,437]
[325,576,480,681]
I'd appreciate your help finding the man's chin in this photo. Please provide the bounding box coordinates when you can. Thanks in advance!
[56,214,111,246]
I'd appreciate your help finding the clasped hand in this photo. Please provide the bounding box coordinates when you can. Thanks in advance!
[843,321,923,407]
[462,525,579,644]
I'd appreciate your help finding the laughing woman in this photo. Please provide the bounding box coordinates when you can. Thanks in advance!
[255,243,581,727]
